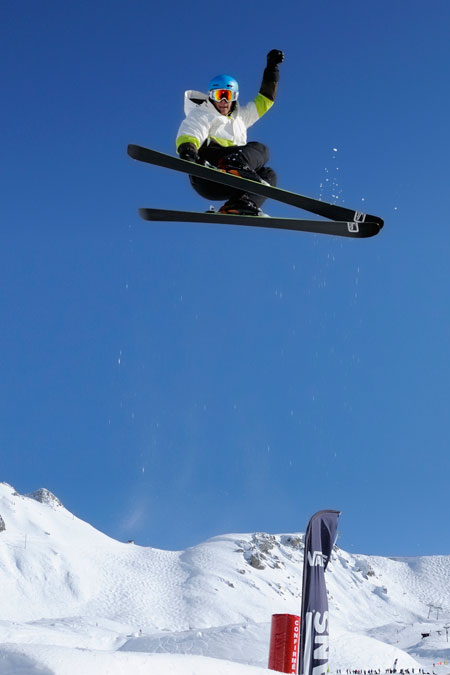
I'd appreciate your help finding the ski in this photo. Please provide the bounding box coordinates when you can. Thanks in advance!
[138,208,381,238]
[128,144,384,229]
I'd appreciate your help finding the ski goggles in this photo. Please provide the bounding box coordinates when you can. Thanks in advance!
[209,88,238,102]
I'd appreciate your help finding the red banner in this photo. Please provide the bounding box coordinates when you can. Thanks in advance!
[268,613,301,673]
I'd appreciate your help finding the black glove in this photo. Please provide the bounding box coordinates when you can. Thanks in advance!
[178,142,200,163]
[267,49,284,67]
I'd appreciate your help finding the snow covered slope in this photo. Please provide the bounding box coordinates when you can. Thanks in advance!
[1,482,449,675]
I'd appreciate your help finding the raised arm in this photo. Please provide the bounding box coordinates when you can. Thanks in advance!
[259,49,284,101]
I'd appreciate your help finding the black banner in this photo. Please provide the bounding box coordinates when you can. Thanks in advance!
[298,510,341,675]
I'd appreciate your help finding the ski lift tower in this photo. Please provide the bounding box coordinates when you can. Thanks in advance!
[427,604,443,620]
[444,624,450,642]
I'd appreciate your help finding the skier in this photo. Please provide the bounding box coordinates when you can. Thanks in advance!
[175,49,284,216]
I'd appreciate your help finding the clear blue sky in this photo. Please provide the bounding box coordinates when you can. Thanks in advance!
[2,0,449,557]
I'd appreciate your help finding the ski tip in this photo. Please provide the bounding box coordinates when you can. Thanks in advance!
[367,214,384,229]
[352,221,384,238]
[127,144,140,159]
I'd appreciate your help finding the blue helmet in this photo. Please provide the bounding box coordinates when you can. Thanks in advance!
[208,74,239,96]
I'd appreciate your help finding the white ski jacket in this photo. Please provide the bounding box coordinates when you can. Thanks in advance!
[176,90,273,152]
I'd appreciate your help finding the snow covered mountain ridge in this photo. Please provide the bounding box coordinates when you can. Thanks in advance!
[1,481,449,675]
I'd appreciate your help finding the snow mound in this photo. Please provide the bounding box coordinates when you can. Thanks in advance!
[0,644,271,675]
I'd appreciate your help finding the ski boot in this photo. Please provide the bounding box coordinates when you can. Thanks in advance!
[218,195,266,216]
[216,151,270,186]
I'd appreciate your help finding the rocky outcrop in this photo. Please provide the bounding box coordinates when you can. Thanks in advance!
[26,488,64,509]
[235,532,304,571]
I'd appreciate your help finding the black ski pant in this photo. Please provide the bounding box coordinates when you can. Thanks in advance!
[190,141,277,208]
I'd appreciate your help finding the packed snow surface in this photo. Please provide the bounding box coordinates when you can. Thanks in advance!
[1,482,449,674]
